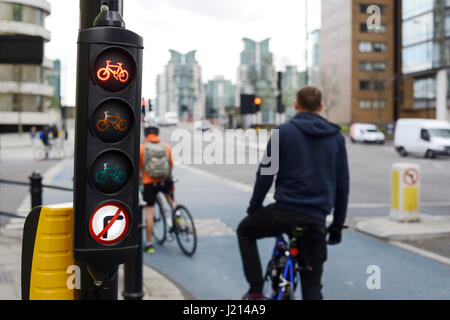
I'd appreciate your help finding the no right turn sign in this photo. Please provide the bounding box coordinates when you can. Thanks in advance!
[89,202,130,245]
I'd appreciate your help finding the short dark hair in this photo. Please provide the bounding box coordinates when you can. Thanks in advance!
[296,87,322,112]
[144,125,159,136]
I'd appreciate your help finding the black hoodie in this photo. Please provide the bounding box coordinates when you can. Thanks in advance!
[249,112,350,226]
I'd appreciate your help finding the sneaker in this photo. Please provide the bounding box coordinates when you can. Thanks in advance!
[242,291,265,300]
[144,244,155,254]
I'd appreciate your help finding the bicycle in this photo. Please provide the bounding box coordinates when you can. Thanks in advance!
[33,138,65,161]
[95,163,127,184]
[151,181,197,256]
[263,226,348,300]
[96,111,128,132]
[97,60,129,83]
[262,227,307,300]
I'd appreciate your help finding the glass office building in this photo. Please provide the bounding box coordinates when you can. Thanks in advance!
[402,0,450,112]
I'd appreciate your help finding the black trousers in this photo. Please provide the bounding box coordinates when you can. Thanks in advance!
[237,204,327,300]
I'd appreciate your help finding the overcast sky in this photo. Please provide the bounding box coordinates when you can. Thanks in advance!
[45,0,320,106]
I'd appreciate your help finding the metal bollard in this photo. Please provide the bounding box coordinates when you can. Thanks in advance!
[29,172,42,209]
[122,203,145,300]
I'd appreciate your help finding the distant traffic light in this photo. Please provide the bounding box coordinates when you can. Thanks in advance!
[240,94,255,115]
[73,6,143,279]
[254,97,262,113]
[148,99,152,112]
[141,98,146,117]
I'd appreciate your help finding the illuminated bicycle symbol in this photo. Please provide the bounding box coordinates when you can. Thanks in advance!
[95,163,127,185]
[96,111,128,132]
[97,60,130,83]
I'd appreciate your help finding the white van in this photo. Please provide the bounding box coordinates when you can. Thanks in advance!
[349,123,385,144]
[157,112,179,126]
[394,119,450,158]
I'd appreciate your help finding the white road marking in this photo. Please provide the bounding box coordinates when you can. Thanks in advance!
[389,241,450,267]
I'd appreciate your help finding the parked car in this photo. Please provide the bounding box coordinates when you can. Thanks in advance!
[394,119,450,159]
[349,123,385,144]
[157,112,179,127]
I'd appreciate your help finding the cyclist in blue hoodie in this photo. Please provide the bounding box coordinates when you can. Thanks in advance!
[238,86,350,300]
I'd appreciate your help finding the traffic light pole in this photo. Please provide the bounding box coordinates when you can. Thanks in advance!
[80,0,123,30]
[76,0,141,301]
[78,0,120,300]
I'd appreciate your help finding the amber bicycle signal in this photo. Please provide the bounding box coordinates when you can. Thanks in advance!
[97,60,130,83]
[96,111,128,132]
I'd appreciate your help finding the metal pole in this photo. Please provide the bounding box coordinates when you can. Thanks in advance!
[29,172,42,208]
[122,203,145,300]
[80,0,123,30]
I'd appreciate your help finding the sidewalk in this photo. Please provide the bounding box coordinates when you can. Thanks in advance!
[0,130,188,300]
[0,226,188,300]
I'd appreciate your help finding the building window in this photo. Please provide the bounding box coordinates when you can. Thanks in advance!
[36,9,44,26]
[37,96,43,112]
[359,99,372,109]
[360,81,371,90]
[373,42,387,52]
[360,23,369,33]
[373,24,387,34]
[373,100,386,109]
[360,4,386,14]
[359,41,372,52]
[12,4,22,21]
[12,94,20,111]
[12,66,22,82]
[373,61,387,71]
[360,23,387,34]
[414,77,436,100]
[360,61,372,71]
[374,81,385,91]
[37,67,43,83]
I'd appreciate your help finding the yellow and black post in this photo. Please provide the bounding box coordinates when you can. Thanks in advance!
[21,204,76,300]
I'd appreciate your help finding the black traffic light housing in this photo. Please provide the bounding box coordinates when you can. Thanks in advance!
[73,7,143,280]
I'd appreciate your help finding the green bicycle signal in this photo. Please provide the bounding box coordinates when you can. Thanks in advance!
[95,163,127,184]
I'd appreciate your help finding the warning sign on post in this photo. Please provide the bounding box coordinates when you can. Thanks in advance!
[403,168,419,186]
[89,202,130,245]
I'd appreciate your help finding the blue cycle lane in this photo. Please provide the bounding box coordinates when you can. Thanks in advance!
[42,159,450,299]
[143,165,450,300]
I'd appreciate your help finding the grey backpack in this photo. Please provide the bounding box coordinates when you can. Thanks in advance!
[143,141,171,179]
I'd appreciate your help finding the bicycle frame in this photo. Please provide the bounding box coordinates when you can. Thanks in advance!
[269,236,298,300]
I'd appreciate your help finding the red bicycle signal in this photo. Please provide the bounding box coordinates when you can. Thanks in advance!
[97,60,129,83]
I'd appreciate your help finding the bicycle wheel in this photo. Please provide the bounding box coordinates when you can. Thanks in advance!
[51,147,65,160]
[173,205,197,256]
[33,147,46,161]
[263,260,277,300]
[97,68,110,81]
[153,195,167,245]
[96,120,109,132]
[278,283,295,300]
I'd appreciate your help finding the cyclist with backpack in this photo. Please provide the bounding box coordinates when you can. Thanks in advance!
[140,122,175,254]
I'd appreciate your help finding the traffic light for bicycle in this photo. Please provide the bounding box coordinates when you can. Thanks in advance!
[73,6,143,277]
